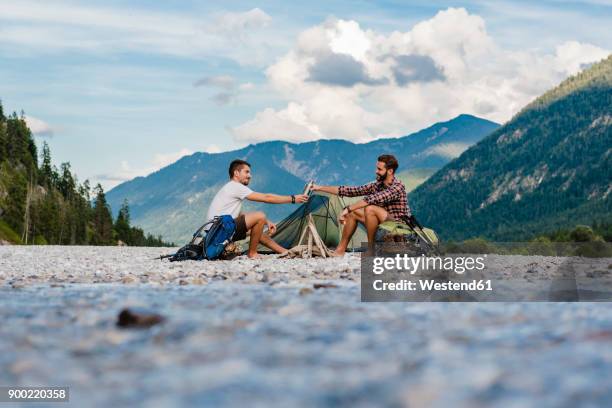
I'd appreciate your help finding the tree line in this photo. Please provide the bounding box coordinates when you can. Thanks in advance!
[0,100,174,246]
[444,223,612,258]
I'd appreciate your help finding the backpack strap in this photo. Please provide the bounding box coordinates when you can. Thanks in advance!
[192,219,216,239]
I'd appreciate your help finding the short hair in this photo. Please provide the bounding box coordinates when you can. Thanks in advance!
[228,159,251,179]
[377,154,399,173]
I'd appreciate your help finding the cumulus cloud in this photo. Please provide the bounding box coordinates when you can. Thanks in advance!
[24,115,54,137]
[392,54,445,85]
[232,103,322,143]
[231,8,609,144]
[554,41,610,75]
[307,53,387,87]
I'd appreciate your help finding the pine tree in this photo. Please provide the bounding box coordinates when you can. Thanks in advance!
[91,184,115,245]
[114,199,132,245]
[74,179,92,244]
[39,142,54,188]
[58,162,76,199]
[6,112,37,176]
[0,117,6,163]
[32,189,62,244]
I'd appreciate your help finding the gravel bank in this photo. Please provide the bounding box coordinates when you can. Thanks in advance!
[2,246,610,288]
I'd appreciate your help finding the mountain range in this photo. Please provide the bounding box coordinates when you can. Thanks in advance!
[409,55,612,241]
[107,114,499,243]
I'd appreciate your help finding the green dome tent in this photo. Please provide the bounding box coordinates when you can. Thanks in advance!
[237,192,367,253]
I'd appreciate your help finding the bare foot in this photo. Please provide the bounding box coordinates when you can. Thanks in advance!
[330,250,345,257]
[247,253,263,259]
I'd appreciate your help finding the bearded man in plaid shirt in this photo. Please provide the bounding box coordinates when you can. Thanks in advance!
[312,154,411,256]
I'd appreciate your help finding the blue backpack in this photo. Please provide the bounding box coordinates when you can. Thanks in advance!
[162,215,236,261]
[203,215,237,260]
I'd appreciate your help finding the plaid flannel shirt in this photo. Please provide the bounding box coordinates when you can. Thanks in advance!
[338,177,411,221]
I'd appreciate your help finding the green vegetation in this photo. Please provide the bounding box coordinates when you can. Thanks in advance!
[0,219,21,244]
[410,55,612,241]
[0,100,174,247]
[443,224,612,257]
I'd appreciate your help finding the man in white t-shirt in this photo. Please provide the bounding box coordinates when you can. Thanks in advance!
[206,159,308,259]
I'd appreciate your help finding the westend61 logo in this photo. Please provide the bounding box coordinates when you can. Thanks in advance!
[360,242,612,302]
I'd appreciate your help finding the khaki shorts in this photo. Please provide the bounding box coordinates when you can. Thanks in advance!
[232,214,248,241]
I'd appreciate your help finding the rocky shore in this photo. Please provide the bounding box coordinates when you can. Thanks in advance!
[2,246,610,288]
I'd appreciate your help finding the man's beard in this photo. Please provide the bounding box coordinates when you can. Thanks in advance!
[376,171,387,182]
[241,179,251,186]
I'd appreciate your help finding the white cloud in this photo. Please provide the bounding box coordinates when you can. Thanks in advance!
[153,148,193,169]
[0,2,278,66]
[208,8,271,36]
[554,41,610,75]
[329,20,371,61]
[24,115,54,137]
[193,75,235,89]
[204,144,222,154]
[239,82,255,91]
[193,75,256,106]
[232,8,610,144]
[97,161,144,182]
[233,103,322,143]
[96,149,193,189]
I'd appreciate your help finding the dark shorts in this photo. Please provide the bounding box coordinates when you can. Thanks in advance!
[232,214,248,241]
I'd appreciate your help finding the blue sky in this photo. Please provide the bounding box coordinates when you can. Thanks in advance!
[0,0,610,190]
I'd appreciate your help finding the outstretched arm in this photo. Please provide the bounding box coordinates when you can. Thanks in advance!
[314,182,376,197]
[247,192,308,204]
[311,185,339,195]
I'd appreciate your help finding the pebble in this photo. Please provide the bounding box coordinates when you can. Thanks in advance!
[313,283,339,289]
[121,276,137,284]
[299,287,314,296]
[116,308,165,328]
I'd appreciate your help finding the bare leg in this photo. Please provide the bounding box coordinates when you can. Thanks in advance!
[333,208,365,256]
[364,205,389,254]
[244,211,265,258]
[259,233,287,255]
[243,211,286,257]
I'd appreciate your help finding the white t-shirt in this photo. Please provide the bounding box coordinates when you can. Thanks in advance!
[206,180,253,222]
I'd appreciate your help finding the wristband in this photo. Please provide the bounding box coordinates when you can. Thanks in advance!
[291,194,295,204]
